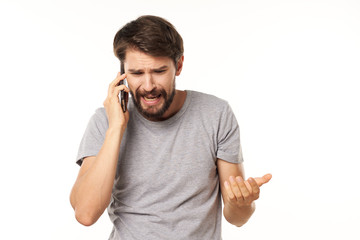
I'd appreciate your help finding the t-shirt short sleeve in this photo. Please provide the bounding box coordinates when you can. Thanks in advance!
[216,103,244,164]
[76,108,108,166]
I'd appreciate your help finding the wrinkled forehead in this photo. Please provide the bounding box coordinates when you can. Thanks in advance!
[124,49,175,70]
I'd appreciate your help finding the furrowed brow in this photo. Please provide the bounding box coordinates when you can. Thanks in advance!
[154,65,168,70]
[128,65,168,73]
[128,68,142,73]
[152,66,169,72]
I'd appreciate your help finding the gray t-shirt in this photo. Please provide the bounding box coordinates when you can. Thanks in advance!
[76,90,243,240]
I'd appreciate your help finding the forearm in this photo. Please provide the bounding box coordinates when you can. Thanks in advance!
[71,127,124,225]
[223,202,256,227]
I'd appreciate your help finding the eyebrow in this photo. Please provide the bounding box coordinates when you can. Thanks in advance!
[128,65,168,73]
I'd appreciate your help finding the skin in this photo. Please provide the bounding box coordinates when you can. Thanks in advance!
[124,48,186,121]
[217,159,272,226]
[70,49,272,227]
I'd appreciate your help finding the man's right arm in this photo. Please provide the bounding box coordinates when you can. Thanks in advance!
[70,72,129,226]
[70,128,124,226]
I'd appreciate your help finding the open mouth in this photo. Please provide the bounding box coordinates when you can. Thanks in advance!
[142,94,162,105]
[144,94,161,101]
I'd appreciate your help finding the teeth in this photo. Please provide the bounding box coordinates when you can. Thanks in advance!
[144,95,160,101]
[144,96,158,101]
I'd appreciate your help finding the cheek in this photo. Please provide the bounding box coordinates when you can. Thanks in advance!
[126,79,139,92]
[159,73,175,88]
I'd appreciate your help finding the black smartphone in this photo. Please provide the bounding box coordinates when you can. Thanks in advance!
[119,62,128,112]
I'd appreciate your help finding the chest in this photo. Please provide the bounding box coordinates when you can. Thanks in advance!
[113,119,219,206]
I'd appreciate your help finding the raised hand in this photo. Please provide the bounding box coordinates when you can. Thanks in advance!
[224,174,272,207]
[103,72,130,130]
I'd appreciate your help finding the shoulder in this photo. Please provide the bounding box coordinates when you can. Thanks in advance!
[188,90,228,107]
[94,107,107,120]
[187,90,231,114]
[89,107,108,128]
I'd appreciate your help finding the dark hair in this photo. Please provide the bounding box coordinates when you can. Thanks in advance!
[113,15,184,66]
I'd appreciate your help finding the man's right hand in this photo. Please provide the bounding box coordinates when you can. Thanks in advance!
[103,72,130,130]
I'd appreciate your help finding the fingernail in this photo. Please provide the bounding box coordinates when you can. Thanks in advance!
[224,181,229,187]
[236,176,242,182]
[229,176,235,183]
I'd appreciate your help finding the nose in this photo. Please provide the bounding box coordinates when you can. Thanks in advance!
[142,73,155,92]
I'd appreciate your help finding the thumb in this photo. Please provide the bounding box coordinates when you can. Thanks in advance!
[254,173,272,187]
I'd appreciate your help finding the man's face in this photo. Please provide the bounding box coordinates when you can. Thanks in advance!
[124,49,182,120]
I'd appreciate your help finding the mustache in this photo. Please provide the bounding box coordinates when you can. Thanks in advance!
[135,88,168,99]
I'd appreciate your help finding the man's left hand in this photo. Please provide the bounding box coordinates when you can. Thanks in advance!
[223,174,272,208]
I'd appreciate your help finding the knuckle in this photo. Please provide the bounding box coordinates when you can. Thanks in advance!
[236,199,244,204]
[239,182,246,188]
[228,195,236,201]
[233,193,240,199]
[109,97,117,103]
[115,86,123,93]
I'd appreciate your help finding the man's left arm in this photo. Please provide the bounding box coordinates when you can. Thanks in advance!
[217,159,272,227]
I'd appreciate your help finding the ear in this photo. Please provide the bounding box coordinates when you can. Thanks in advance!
[175,55,184,76]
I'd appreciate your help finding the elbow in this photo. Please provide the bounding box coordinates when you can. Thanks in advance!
[70,191,101,226]
[74,208,100,226]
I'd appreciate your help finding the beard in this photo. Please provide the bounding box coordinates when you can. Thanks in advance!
[130,82,176,121]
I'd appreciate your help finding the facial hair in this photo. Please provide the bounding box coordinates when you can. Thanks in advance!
[130,81,176,121]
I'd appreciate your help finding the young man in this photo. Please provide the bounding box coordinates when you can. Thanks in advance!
[70,15,271,239]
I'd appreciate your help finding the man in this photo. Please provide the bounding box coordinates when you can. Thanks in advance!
[70,15,272,239]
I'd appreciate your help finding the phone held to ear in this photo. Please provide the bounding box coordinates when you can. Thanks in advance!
[118,63,128,112]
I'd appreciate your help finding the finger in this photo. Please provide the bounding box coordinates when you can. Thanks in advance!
[108,72,127,96]
[254,173,272,187]
[108,72,121,95]
[108,85,130,104]
[263,173,272,183]
[244,180,253,194]
[113,85,130,96]
[236,176,250,200]
[224,181,236,202]
[112,72,127,86]
[229,176,243,201]
[248,177,260,198]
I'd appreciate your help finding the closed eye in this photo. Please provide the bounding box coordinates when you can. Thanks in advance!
[131,72,143,75]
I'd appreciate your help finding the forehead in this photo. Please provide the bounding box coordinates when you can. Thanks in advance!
[124,49,173,69]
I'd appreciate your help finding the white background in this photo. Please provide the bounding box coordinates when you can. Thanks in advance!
[0,0,359,239]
